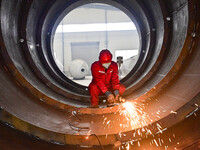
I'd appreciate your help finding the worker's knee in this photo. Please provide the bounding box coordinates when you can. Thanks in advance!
[89,83,101,96]
[119,84,125,95]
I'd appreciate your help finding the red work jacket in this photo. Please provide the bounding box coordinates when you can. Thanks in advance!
[90,61,120,93]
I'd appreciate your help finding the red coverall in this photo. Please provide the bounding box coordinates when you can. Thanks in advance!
[89,61,125,106]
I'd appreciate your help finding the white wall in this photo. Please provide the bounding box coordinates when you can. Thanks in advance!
[53,4,140,76]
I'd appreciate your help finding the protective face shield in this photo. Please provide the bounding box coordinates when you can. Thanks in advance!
[102,62,111,69]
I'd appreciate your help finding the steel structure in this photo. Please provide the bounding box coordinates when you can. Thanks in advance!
[0,0,200,149]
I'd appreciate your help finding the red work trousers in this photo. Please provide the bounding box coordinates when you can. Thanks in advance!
[89,83,125,106]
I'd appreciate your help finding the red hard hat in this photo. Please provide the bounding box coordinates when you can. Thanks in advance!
[99,49,112,64]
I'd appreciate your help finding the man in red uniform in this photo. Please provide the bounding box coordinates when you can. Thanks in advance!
[89,49,125,107]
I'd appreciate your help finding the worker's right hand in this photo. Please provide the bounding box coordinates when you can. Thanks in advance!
[107,94,115,104]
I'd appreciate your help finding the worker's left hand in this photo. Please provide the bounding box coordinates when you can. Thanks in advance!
[119,96,126,103]
[115,94,120,103]
[115,94,126,103]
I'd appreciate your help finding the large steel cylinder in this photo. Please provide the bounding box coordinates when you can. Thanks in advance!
[0,0,200,149]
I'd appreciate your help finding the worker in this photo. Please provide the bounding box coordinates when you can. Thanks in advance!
[89,49,125,107]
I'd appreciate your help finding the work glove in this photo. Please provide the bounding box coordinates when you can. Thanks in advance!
[118,96,126,103]
[114,90,120,103]
[115,94,126,103]
[105,91,115,104]
[115,94,120,103]
[114,90,126,103]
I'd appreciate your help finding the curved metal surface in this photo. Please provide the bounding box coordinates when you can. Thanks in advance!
[0,109,199,149]
[0,0,200,149]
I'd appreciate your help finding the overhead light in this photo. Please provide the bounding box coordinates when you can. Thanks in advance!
[56,22,136,33]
